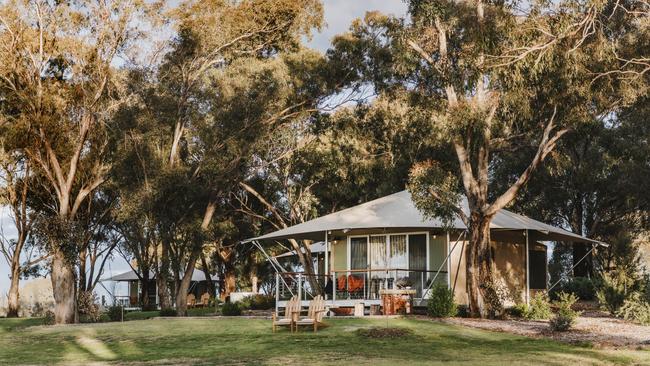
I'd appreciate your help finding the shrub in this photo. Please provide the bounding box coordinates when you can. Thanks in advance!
[106,306,124,321]
[78,291,101,323]
[525,293,552,320]
[554,277,597,301]
[43,310,55,325]
[549,292,580,332]
[221,302,242,316]
[616,293,650,325]
[159,308,177,317]
[238,294,274,310]
[507,303,529,318]
[597,270,640,314]
[427,283,457,318]
[455,305,470,318]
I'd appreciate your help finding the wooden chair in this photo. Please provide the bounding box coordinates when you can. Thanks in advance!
[187,293,196,308]
[199,293,210,307]
[272,296,298,332]
[294,295,327,332]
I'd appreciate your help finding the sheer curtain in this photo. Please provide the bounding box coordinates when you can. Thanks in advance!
[390,235,407,269]
[370,235,387,269]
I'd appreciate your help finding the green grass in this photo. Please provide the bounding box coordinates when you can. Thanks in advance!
[0,316,648,365]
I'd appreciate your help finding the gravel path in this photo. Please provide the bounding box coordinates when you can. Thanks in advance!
[436,311,650,349]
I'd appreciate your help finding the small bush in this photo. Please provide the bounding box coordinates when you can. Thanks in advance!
[507,303,529,318]
[597,271,638,314]
[159,308,177,317]
[221,302,242,316]
[616,293,650,325]
[455,305,470,318]
[526,293,552,320]
[78,291,101,323]
[43,310,55,325]
[427,283,457,318]
[246,294,275,310]
[549,292,580,332]
[106,306,123,321]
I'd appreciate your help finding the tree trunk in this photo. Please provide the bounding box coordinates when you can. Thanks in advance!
[140,268,151,310]
[221,262,237,301]
[175,248,201,317]
[288,239,321,295]
[466,214,495,318]
[200,253,216,298]
[51,250,77,324]
[7,264,21,318]
[156,243,172,309]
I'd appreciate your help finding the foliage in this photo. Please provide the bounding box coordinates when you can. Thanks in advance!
[43,311,55,326]
[616,293,650,326]
[106,306,124,322]
[220,302,242,316]
[526,293,553,320]
[552,277,597,301]
[507,303,528,319]
[427,283,457,318]
[238,294,275,310]
[549,293,580,332]
[77,291,101,323]
[159,308,178,317]
[596,270,639,314]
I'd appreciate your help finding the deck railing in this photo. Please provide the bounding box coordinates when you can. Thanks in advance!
[275,268,448,307]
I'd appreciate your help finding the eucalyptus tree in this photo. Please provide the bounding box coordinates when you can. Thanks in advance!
[112,0,325,315]
[0,0,157,323]
[0,146,45,317]
[328,0,647,316]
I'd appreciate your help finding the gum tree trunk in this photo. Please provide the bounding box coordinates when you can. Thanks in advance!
[466,214,495,318]
[51,250,77,324]
[7,265,21,318]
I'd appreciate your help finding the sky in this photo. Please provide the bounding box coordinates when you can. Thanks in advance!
[0,0,408,300]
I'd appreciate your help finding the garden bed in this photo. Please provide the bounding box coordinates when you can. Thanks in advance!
[435,311,650,349]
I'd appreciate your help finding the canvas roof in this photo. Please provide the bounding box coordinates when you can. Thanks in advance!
[274,241,326,258]
[244,190,605,246]
[104,269,218,282]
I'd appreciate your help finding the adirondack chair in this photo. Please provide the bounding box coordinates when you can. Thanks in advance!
[294,295,327,332]
[198,293,210,307]
[187,294,196,308]
[272,296,299,332]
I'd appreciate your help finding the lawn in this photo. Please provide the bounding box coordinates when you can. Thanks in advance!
[1,316,649,365]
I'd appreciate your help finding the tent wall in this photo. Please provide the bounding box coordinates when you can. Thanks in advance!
[429,234,447,274]
[331,239,347,271]
[449,237,549,306]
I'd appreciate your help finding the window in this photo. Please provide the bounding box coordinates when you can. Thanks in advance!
[350,237,368,270]
[389,235,407,269]
[369,235,387,269]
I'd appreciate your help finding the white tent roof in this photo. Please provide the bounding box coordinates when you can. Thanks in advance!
[245,190,604,246]
[104,269,218,282]
[274,241,326,258]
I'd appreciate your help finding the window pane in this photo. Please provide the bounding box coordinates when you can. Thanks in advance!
[390,235,407,269]
[350,237,367,270]
[369,235,387,269]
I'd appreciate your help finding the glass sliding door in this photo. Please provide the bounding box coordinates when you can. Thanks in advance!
[390,234,408,285]
[350,237,368,270]
[369,235,387,269]
[408,234,427,296]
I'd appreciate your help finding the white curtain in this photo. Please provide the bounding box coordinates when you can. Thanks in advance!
[369,235,387,269]
[390,235,407,269]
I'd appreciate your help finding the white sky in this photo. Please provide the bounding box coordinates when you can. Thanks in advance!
[0,0,408,299]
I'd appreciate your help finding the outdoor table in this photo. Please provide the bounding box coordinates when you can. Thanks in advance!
[379,288,416,315]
